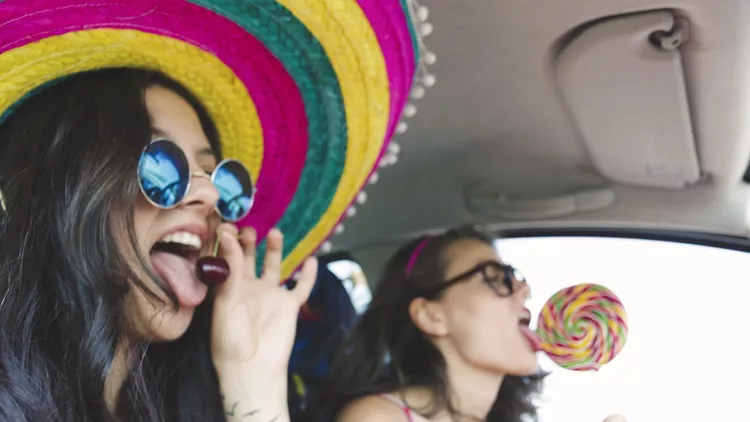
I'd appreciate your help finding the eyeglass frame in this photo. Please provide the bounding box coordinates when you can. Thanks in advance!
[422,260,527,299]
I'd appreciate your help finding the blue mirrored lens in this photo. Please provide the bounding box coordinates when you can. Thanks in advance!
[138,140,190,208]
[214,160,254,222]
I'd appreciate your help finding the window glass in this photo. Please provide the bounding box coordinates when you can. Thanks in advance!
[327,259,372,314]
[495,236,749,422]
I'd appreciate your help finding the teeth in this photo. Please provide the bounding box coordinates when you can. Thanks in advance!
[159,231,202,250]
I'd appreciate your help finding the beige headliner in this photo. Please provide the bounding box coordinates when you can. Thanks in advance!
[335,0,750,272]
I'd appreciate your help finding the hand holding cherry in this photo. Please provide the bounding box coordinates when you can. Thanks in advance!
[207,224,318,371]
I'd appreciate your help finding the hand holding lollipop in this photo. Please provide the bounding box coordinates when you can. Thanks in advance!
[536,283,628,371]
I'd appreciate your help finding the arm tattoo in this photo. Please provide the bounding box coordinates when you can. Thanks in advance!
[221,392,276,420]
[225,402,239,416]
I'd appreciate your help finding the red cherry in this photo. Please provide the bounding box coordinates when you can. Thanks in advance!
[196,256,230,286]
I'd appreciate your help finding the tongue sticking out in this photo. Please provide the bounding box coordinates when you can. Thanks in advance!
[150,251,208,308]
[520,325,542,352]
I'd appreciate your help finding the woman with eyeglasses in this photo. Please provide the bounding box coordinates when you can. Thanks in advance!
[303,226,544,422]
[306,227,627,422]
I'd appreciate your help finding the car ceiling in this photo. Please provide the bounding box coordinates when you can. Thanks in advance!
[331,0,750,279]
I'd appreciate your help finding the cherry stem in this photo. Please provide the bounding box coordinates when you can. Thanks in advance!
[211,230,243,257]
[211,236,221,257]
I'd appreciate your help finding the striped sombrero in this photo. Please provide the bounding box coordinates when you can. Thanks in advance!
[0,0,435,280]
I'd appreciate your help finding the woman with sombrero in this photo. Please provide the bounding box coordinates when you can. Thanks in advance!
[0,0,432,420]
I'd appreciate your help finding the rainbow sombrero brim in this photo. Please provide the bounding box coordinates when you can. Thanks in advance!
[0,0,433,280]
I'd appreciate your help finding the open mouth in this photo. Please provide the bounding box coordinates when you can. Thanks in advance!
[150,232,202,263]
[148,231,208,308]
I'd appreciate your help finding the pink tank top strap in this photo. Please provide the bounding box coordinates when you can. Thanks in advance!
[378,393,415,422]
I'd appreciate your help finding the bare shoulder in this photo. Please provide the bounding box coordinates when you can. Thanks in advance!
[336,395,410,422]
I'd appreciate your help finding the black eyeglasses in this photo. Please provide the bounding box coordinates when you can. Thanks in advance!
[425,261,527,298]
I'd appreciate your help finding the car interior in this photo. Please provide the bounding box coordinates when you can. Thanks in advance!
[287,1,750,420]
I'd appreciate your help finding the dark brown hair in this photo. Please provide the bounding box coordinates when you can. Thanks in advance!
[305,225,545,422]
[0,68,225,421]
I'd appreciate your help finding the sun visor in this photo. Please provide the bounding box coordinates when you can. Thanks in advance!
[555,11,701,189]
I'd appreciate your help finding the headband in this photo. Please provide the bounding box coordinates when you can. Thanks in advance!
[404,237,431,276]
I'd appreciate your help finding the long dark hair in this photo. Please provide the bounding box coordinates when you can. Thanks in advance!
[0,68,226,421]
[306,226,544,422]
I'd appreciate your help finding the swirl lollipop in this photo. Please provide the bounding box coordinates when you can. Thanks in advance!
[536,284,627,371]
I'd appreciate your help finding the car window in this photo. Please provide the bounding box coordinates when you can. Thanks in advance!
[327,258,372,314]
[495,236,748,422]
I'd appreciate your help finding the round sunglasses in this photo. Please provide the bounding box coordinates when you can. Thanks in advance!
[137,138,255,222]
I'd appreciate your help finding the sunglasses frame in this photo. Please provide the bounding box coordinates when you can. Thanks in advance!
[137,138,256,223]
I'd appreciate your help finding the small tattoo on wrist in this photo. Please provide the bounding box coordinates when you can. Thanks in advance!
[226,402,239,416]
[220,392,272,420]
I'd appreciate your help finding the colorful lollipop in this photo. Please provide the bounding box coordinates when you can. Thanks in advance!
[536,284,628,371]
